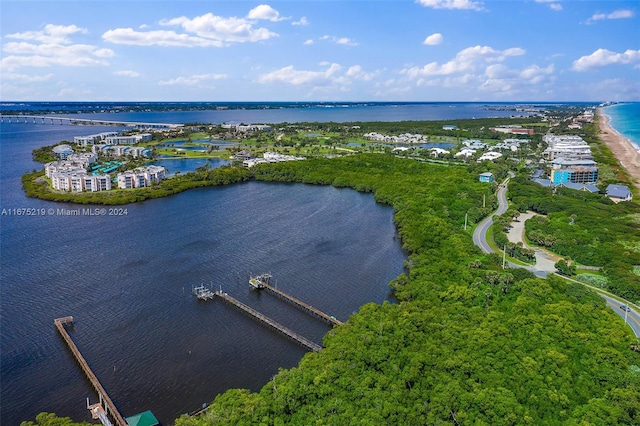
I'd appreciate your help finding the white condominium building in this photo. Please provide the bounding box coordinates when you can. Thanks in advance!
[117,165,166,189]
[74,132,119,146]
[105,133,152,145]
[543,135,592,160]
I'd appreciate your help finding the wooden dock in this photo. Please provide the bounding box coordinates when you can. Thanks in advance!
[250,275,343,327]
[54,317,127,426]
[214,291,322,352]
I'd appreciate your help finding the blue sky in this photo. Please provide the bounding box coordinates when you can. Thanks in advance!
[1,0,638,101]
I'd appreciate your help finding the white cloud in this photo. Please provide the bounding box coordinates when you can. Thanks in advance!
[162,12,278,43]
[346,65,377,81]
[316,35,358,46]
[572,48,640,71]
[2,24,114,72]
[292,17,309,26]
[258,63,342,86]
[102,28,224,47]
[416,0,484,11]
[2,72,54,82]
[483,63,554,87]
[114,70,140,77]
[423,33,443,46]
[5,24,87,44]
[1,41,114,71]
[402,45,525,78]
[586,9,634,24]
[303,39,314,45]
[159,73,228,86]
[399,44,554,97]
[535,0,562,11]
[246,4,288,22]
[104,9,280,47]
[257,63,379,95]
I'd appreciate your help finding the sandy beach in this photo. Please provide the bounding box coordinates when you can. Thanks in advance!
[597,108,640,192]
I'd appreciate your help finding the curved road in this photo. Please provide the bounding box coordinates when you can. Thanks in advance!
[472,176,639,337]
[472,182,508,254]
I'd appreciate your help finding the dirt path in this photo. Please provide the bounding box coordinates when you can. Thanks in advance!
[506,211,561,274]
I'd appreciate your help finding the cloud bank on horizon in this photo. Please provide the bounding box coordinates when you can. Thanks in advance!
[1,1,638,101]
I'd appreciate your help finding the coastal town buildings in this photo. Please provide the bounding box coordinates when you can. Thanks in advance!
[606,184,633,202]
[429,148,450,158]
[92,144,151,158]
[363,132,429,144]
[117,165,166,189]
[52,144,74,159]
[489,125,534,135]
[105,133,153,145]
[242,152,305,168]
[477,152,503,162]
[549,158,599,185]
[543,135,592,161]
[479,172,494,183]
[45,153,98,179]
[47,161,112,192]
[221,124,272,132]
[74,132,119,146]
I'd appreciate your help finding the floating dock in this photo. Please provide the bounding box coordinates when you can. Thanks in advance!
[214,291,322,352]
[250,274,343,327]
[193,285,216,300]
[54,317,127,426]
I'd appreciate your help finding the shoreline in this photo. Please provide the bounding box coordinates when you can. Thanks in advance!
[597,107,640,192]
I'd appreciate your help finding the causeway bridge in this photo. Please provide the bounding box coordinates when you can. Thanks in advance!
[54,316,128,426]
[0,114,181,129]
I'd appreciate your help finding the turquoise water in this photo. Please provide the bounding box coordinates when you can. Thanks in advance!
[605,103,640,150]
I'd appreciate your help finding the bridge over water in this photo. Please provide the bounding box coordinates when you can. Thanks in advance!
[0,114,181,130]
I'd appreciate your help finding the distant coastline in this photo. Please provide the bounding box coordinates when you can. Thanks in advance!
[602,103,640,151]
[597,107,640,191]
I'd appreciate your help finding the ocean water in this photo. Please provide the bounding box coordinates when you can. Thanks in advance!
[604,102,640,150]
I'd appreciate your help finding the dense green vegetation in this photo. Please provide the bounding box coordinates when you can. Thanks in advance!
[32,144,64,163]
[508,177,640,303]
[20,413,91,426]
[169,155,639,425]
[22,154,640,425]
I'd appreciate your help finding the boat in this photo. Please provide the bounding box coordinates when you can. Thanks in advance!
[249,273,272,289]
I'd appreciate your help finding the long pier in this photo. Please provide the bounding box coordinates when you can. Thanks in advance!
[214,291,322,352]
[0,114,181,129]
[250,275,343,327]
[54,317,128,426]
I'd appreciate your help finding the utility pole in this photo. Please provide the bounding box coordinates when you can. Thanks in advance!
[502,244,507,269]
[464,212,468,231]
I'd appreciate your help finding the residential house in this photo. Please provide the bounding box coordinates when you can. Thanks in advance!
[606,184,633,202]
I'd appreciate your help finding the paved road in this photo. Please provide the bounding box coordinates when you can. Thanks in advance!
[601,293,640,338]
[473,182,508,254]
[472,176,639,337]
